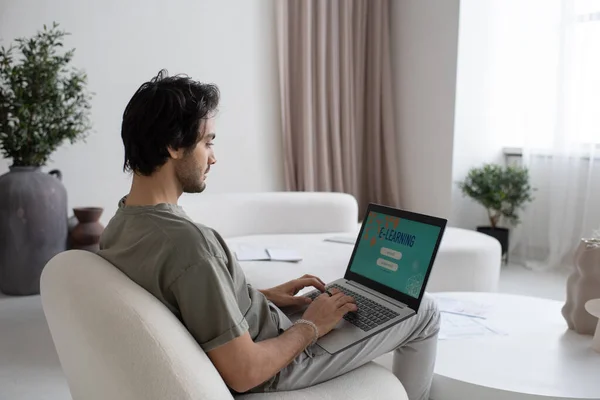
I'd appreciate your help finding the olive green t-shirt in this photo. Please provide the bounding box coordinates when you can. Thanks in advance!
[97,198,284,366]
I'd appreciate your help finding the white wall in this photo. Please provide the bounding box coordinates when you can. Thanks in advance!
[390,0,460,220]
[0,0,284,225]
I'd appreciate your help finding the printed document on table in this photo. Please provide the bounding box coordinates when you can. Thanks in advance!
[434,295,491,319]
[438,312,506,340]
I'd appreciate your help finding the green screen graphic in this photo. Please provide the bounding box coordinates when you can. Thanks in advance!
[350,211,441,298]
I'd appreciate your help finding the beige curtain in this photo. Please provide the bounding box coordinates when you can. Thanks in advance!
[276,0,401,217]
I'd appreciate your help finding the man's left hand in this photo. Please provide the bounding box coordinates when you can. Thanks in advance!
[260,274,327,308]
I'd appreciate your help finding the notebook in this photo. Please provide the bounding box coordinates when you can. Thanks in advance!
[234,246,302,262]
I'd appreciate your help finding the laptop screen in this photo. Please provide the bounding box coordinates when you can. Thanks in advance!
[348,210,442,299]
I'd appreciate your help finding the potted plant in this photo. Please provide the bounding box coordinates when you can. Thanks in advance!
[0,22,93,295]
[458,163,535,263]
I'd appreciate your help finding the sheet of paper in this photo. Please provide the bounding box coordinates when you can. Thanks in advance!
[233,245,303,262]
[434,295,491,319]
[266,248,303,262]
[234,247,270,261]
[324,236,357,245]
[438,312,505,340]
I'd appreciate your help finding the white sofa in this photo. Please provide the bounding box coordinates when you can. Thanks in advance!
[180,192,502,293]
[179,191,359,237]
[41,250,408,400]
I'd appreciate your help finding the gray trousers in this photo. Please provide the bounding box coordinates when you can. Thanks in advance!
[270,294,440,400]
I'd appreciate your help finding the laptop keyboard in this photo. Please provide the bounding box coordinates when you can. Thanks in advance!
[305,284,400,332]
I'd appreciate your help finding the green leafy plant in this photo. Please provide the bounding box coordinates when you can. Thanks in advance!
[458,163,535,228]
[0,22,93,167]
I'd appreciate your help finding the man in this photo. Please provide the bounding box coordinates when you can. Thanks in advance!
[98,70,440,400]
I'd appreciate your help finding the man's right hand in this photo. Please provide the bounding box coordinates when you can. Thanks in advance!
[301,288,358,337]
[208,288,357,393]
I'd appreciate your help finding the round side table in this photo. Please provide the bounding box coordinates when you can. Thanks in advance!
[431,292,600,400]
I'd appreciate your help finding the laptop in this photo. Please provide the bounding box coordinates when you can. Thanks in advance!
[286,203,447,354]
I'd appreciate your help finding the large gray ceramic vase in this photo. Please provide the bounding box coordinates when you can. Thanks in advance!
[0,166,68,295]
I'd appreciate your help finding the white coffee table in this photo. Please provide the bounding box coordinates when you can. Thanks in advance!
[431,292,600,400]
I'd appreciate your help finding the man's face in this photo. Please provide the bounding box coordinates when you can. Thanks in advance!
[174,118,217,193]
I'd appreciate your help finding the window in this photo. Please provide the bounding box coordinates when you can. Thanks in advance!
[474,0,600,150]
[567,2,600,146]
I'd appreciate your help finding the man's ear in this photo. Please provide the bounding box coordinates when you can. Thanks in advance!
[167,146,184,160]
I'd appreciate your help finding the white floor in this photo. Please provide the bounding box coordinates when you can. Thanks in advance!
[0,264,573,400]
[497,263,570,302]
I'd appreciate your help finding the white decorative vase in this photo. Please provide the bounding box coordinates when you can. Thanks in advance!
[561,239,600,335]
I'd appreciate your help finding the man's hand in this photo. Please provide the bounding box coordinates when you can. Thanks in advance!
[302,288,357,337]
[260,274,327,307]
[208,287,356,393]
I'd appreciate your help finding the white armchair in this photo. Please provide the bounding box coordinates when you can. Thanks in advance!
[40,250,408,400]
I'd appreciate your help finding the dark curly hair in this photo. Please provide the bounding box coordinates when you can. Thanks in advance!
[121,69,220,175]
